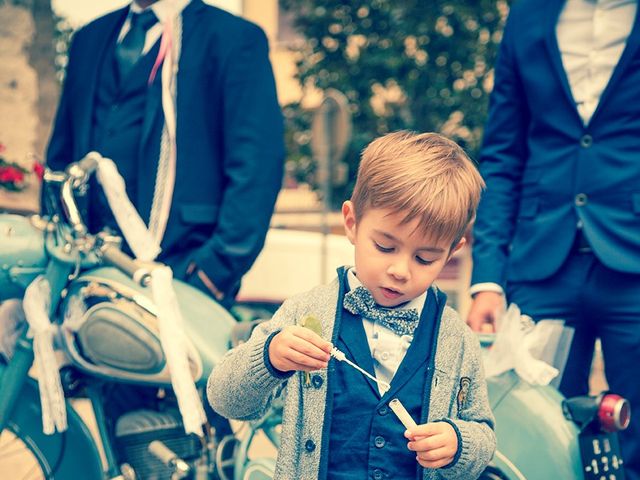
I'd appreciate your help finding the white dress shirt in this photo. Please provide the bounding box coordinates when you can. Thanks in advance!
[557,0,637,125]
[346,268,427,395]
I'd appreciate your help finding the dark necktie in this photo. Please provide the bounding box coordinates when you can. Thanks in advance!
[343,286,420,337]
[115,10,158,79]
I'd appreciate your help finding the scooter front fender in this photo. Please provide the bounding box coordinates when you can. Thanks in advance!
[491,373,583,479]
[7,378,104,479]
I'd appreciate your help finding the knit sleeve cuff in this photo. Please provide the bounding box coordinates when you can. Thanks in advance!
[437,418,463,468]
[262,331,295,380]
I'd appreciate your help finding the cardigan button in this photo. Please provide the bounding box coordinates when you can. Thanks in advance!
[374,435,386,448]
[305,439,316,452]
[378,406,389,416]
[311,374,324,389]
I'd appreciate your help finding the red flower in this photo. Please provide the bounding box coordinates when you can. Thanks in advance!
[0,166,25,183]
[33,162,45,180]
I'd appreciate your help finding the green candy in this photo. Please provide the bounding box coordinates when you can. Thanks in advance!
[300,314,324,387]
[300,314,323,337]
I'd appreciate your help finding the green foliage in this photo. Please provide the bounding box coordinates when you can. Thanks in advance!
[281,0,510,204]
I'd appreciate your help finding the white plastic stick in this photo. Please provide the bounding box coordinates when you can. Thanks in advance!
[330,346,391,393]
[389,398,418,429]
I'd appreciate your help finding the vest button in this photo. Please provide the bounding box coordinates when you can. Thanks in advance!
[372,469,384,480]
[304,439,316,452]
[580,134,593,148]
[378,406,389,416]
[312,374,323,389]
[575,193,588,207]
[374,435,386,448]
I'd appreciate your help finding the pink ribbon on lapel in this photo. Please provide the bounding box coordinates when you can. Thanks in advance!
[149,21,172,86]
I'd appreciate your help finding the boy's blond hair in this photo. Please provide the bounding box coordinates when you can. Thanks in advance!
[351,130,485,245]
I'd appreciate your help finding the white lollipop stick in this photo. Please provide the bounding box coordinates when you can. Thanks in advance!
[389,398,418,429]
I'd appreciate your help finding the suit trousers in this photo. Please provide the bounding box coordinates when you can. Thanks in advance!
[507,250,640,479]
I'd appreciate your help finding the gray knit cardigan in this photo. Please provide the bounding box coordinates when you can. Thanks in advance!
[208,277,496,479]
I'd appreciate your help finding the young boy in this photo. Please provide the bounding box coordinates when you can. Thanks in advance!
[208,131,496,479]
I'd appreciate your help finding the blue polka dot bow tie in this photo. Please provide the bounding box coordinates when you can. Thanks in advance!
[343,286,419,337]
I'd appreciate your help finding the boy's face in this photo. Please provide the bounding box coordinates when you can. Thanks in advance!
[342,202,464,308]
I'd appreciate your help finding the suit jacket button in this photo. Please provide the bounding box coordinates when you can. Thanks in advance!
[575,193,588,206]
[580,134,593,148]
[305,439,316,452]
[312,374,323,389]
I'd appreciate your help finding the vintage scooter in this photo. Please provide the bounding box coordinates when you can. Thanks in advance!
[0,156,278,480]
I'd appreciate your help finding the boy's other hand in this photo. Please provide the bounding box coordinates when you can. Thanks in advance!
[466,291,504,332]
[405,421,458,469]
[269,325,332,373]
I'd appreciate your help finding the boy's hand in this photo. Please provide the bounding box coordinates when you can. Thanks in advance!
[405,421,458,469]
[269,325,332,373]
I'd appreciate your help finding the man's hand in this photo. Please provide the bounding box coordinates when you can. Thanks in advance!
[268,325,332,373]
[466,291,505,332]
[405,421,458,469]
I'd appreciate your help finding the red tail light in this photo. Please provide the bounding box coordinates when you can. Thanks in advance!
[598,394,631,432]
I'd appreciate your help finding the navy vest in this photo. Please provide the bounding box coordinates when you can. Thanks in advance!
[88,31,161,233]
[323,269,445,480]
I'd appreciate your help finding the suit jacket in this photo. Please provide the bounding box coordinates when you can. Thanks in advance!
[472,0,640,288]
[46,0,285,299]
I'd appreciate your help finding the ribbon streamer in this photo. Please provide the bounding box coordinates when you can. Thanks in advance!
[148,14,180,247]
[151,267,206,435]
[23,276,67,434]
[95,156,161,262]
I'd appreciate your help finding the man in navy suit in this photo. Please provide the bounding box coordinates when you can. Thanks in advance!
[47,0,284,308]
[467,0,640,475]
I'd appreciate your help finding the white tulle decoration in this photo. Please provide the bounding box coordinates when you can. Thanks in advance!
[150,266,206,436]
[23,276,67,434]
[483,303,562,385]
[95,157,161,262]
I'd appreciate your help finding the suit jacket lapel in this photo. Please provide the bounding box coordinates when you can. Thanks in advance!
[137,41,164,223]
[543,0,580,123]
[589,4,640,127]
[138,0,208,221]
[139,43,164,153]
[139,0,207,148]
[76,8,129,156]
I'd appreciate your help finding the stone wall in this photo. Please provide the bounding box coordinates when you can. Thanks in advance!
[0,0,57,214]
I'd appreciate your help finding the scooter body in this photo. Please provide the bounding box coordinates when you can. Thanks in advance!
[0,162,272,480]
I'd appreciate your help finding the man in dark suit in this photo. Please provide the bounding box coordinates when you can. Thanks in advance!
[467,0,640,476]
[47,0,284,308]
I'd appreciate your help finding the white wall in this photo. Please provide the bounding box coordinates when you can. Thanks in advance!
[238,229,354,303]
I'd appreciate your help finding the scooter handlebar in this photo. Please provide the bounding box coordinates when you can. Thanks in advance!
[100,244,151,287]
